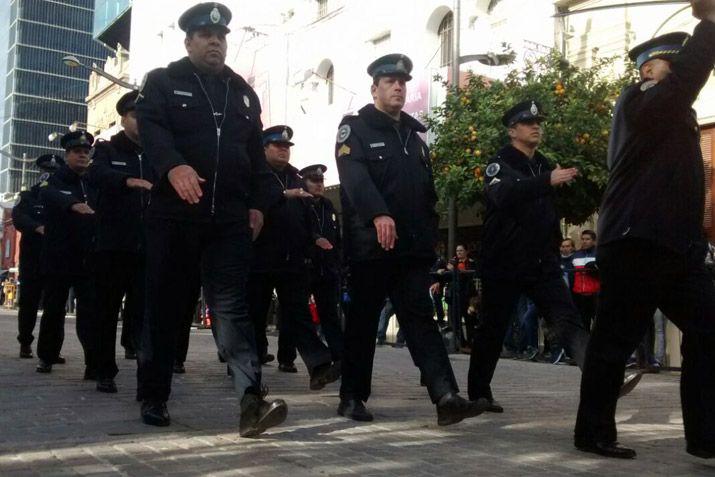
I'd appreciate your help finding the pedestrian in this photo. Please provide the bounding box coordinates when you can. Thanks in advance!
[575,2,715,459]
[89,90,153,393]
[12,154,63,359]
[135,2,286,437]
[335,53,487,425]
[246,126,340,383]
[446,244,477,347]
[301,164,345,363]
[468,100,640,414]
[35,132,98,378]
[572,230,599,330]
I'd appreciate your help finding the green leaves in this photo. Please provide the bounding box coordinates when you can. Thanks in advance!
[426,51,633,225]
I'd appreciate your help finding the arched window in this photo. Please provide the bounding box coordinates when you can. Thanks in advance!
[438,12,453,68]
[326,64,334,105]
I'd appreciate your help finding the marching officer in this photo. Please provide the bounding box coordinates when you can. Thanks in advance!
[135,2,286,437]
[247,126,340,383]
[300,164,344,363]
[335,53,487,425]
[35,131,98,378]
[89,90,153,393]
[575,1,715,459]
[468,100,640,414]
[13,154,63,359]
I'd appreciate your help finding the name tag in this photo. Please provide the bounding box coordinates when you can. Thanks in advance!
[111,161,127,166]
[369,142,386,148]
[60,190,72,195]
[174,90,193,97]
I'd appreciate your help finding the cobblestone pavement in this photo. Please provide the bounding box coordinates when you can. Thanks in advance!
[0,310,713,476]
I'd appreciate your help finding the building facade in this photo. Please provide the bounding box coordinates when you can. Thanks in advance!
[0,0,108,195]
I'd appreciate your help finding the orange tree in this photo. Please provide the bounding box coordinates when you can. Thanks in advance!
[425,52,634,225]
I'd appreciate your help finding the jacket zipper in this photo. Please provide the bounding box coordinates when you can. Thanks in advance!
[193,73,231,216]
[137,152,145,210]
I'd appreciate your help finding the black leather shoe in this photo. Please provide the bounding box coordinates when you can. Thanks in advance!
[239,393,288,438]
[687,445,715,459]
[576,441,636,459]
[261,353,275,365]
[36,360,52,373]
[141,400,170,427]
[436,393,489,426]
[484,398,504,413]
[173,362,186,374]
[309,362,341,390]
[124,350,137,360]
[278,362,298,373]
[53,356,66,364]
[218,352,226,363]
[618,372,642,398]
[337,398,374,422]
[97,378,118,393]
[20,345,33,359]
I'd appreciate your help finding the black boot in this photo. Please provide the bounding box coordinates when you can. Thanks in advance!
[436,393,488,426]
[309,362,341,390]
[261,353,275,365]
[20,344,33,359]
[141,400,170,427]
[278,362,298,373]
[575,441,636,459]
[97,378,118,393]
[337,398,374,422]
[36,360,52,373]
[173,362,186,374]
[239,392,288,438]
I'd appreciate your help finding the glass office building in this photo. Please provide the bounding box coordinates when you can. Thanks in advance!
[0,0,108,193]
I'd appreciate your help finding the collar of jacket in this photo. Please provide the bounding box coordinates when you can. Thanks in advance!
[358,104,427,133]
[496,144,550,174]
[55,164,84,184]
[109,131,143,154]
[166,57,250,90]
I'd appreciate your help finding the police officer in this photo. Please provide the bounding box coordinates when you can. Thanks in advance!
[135,2,286,437]
[335,53,486,425]
[300,164,344,363]
[89,90,153,393]
[13,154,63,359]
[248,127,340,384]
[35,131,98,377]
[575,2,715,459]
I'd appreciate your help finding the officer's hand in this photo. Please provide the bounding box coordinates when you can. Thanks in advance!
[126,178,153,191]
[691,0,715,22]
[249,209,264,241]
[168,165,205,204]
[284,188,312,199]
[316,237,334,250]
[70,203,95,215]
[373,215,397,251]
[550,164,579,187]
[34,225,45,235]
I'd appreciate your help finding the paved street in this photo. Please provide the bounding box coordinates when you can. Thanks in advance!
[0,309,713,476]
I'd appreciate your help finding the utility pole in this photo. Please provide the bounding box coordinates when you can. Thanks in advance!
[447,0,461,260]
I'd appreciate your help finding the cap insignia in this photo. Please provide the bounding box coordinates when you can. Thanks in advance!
[210,7,221,24]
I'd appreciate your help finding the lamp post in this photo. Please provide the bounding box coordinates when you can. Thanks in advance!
[62,55,137,91]
[0,149,35,193]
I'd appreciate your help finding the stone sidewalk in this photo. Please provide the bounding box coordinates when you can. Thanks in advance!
[0,310,713,476]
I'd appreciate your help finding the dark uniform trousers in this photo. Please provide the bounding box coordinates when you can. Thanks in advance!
[139,218,258,402]
[310,269,344,362]
[17,276,44,346]
[174,284,202,365]
[468,273,589,401]
[575,239,715,450]
[341,258,458,403]
[248,270,331,372]
[94,251,144,379]
[37,273,96,370]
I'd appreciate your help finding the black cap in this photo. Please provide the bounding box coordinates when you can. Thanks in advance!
[60,131,94,150]
[35,154,64,172]
[178,2,232,34]
[116,90,139,116]
[628,32,690,69]
[262,125,294,146]
[299,164,327,180]
[367,53,413,81]
[502,100,546,127]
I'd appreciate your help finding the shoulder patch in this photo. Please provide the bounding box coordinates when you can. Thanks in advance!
[39,172,50,182]
[337,144,351,158]
[336,124,351,144]
[640,80,658,92]
[40,181,48,188]
[488,177,501,185]
[485,163,501,178]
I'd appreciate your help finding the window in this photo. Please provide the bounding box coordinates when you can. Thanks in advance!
[326,65,334,105]
[317,0,328,19]
[438,12,453,68]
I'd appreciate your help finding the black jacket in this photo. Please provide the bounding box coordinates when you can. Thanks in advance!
[336,104,438,263]
[598,20,715,254]
[12,179,49,279]
[308,195,341,276]
[39,165,97,276]
[251,164,314,273]
[136,57,275,223]
[89,131,150,252]
[479,144,561,281]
